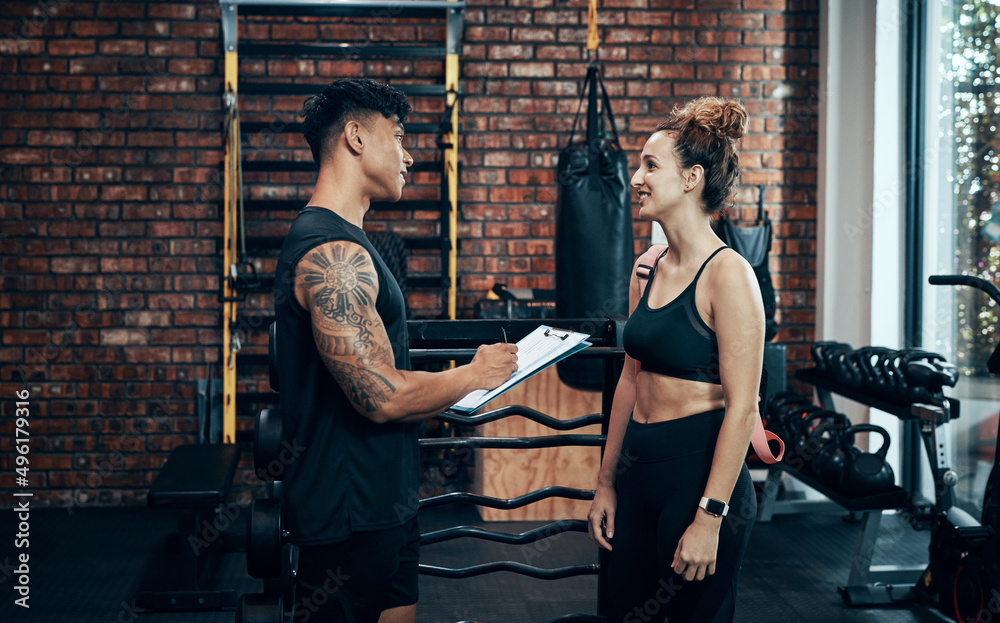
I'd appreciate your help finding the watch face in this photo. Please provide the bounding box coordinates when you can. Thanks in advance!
[705,498,726,516]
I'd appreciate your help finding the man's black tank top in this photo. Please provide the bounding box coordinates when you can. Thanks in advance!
[623,247,727,384]
[274,206,418,546]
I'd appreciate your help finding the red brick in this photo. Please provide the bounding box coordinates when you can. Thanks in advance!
[96,3,146,18]
[511,27,556,42]
[721,47,765,63]
[534,9,580,25]
[719,13,766,29]
[148,40,196,57]
[0,149,47,165]
[49,76,97,92]
[66,19,116,36]
[51,112,101,128]
[508,169,556,186]
[147,3,196,19]
[626,10,674,25]
[48,40,96,55]
[68,60,113,78]
[465,26,510,41]
[171,22,217,39]
[488,44,535,60]
[119,21,171,38]
[100,185,147,202]
[23,166,72,185]
[18,58,64,75]
[51,257,98,274]
[464,63,509,78]
[263,22,319,41]
[0,39,45,55]
[606,28,651,43]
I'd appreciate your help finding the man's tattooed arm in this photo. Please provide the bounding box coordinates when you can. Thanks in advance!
[295,240,518,423]
[297,241,399,414]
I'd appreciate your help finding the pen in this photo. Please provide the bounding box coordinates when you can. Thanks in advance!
[501,327,508,345]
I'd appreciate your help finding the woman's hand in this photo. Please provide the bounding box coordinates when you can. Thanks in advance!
[587,483,617,551]
[671,514,721,581]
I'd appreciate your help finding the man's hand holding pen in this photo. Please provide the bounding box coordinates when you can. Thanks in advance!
[470,329,519,391]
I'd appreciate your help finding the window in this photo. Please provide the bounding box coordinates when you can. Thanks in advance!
[920,0,1000,513]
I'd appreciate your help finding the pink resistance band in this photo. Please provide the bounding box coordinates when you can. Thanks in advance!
[633,245,784,464]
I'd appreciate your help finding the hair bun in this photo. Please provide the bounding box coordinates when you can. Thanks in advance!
[690,97,747,141]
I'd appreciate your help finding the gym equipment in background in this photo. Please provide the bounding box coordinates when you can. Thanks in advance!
[714,185,779,341]
[237,323,297,623]
[898,274,1000,622]
[555,61,632,391]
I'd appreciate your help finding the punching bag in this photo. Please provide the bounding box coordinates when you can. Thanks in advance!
[555,63,633,391]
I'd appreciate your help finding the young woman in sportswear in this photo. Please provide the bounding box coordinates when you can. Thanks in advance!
[587,97,765,623]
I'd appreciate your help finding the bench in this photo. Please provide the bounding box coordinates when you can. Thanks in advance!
[136,443,242,611]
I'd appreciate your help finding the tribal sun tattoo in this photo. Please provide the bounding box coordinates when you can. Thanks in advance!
[301,244,397,412]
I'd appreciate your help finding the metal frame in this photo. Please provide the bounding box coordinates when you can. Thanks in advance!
[218,0,465,440]
[221,1,239,444]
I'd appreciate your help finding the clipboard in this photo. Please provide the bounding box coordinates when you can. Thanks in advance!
[450,325,592,414]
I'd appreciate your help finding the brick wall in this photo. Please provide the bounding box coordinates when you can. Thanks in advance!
[0,0,818,508]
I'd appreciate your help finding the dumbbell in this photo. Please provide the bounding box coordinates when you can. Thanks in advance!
[254,408,283,482]
[247,498,289,578]
[243,499,296,622]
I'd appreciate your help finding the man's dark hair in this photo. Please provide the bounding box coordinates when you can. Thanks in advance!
[301,79,411,164]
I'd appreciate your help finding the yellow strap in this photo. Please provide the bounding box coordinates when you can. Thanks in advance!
[587,0,599,51]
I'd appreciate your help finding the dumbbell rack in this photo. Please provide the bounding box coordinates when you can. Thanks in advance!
[758,367,961,605]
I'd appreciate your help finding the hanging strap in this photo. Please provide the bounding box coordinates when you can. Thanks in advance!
[631,245,784,464]
[587,63,599,188]
[568,63,622,148]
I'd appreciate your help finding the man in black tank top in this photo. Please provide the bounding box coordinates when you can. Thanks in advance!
[275,79,519,623]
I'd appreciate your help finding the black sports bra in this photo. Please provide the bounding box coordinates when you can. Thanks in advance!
[623,246,727,384]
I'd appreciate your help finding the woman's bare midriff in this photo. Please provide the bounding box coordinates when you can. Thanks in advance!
[631,371,725,423]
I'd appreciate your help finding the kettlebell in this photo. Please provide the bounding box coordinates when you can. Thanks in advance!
[782,404,826,462]
[856,346,894,393]
[839,424,895,495]
[812,419,851,484]
[798,410,849,472]
[882,350,907,401]
[898,350,958,406]
[833,348,864,387]
[811,341,842,374]
[764,392,813,418]
[818,342,854,381]
[765,392,813,442]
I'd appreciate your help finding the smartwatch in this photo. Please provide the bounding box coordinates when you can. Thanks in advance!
[699,497,729,518]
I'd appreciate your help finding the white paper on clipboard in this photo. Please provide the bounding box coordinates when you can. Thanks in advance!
[450,325,591,414]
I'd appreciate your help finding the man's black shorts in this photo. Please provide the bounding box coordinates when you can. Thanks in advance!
[295,518,420,622]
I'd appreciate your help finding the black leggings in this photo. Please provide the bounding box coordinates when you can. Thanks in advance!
[606,409,755,623]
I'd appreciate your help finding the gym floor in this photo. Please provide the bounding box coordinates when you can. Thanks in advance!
[0,500,953,623]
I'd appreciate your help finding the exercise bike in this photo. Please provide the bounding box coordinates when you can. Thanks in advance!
[903,274,1000,621]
